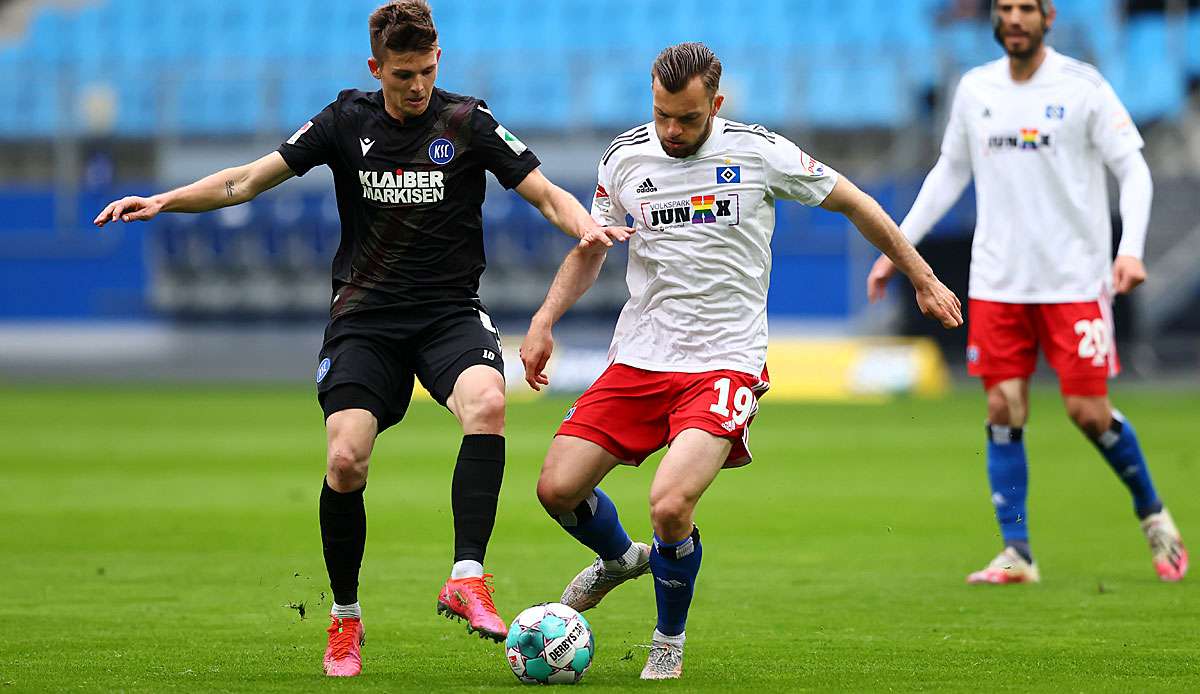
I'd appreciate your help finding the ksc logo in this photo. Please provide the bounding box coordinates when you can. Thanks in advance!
[428,138,455,165]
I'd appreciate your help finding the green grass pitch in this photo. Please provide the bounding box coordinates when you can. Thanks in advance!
[1,385,1197,692]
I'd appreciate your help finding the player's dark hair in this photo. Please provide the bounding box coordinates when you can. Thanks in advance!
[990,0,1054,32]
[369,0,438,61]
[651,42,722,96]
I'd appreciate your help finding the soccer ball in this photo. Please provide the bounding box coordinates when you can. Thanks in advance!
[505,602,594,684]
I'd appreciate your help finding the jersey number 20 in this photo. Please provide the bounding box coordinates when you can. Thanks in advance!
[1074,319,1110,367]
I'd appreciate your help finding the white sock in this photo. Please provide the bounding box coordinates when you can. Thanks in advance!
[603,541,643,574]
[451,559,484,579]
[331,601,361,619]
[653,629,685,646]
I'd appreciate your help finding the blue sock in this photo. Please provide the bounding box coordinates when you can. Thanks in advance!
[649,527,702,637]
[1092,412,1161,519]
[550,488,632,561]
[986,424,1030,557]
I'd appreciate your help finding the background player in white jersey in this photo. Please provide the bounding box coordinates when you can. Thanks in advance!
[520,43,962,680]
[867,0,1187,584]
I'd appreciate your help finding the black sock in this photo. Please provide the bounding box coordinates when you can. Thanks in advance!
[320,478,366,606]
[451,434,505,563]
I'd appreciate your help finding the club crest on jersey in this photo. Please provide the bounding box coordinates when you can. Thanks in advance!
[641,193,740,229]
[428,138,455,165]
[358,168,445,204]
[316,357,331,383]
[988,128,1053,151]
[716,166,740,184]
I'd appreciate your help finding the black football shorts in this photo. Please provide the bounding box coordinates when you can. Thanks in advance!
[314,304,504,431]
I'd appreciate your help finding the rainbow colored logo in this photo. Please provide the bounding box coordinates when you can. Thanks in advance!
[1019,128,1040,150]
[691,195,716,223]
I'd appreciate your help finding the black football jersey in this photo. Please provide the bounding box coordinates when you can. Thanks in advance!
[277,88,540,318]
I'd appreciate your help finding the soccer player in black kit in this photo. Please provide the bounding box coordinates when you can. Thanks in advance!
[94,0,631,677]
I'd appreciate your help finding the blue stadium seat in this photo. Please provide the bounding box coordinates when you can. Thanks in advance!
[1107,16,1186,122]
[720,48,798,128]
[479,53,573,131]
[1188,13,1200,77]
[802,57,910,129]
[585,68,649,130]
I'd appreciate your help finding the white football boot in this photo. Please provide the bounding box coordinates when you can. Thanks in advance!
[966,547,1041,585]
[1141,508,1188,582]
[640,638,684,680]
[560,542,651,612]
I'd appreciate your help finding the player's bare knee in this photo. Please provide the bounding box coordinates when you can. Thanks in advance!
[327,441,369,489]
[987,386,1026,427]
[1066,399,1109,438]
[458,387,506,433]
[537,470,578,513]
[649,493,694,539]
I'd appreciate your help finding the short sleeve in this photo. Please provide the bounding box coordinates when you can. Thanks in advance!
[277,103,338,177]
[763,134,839,206]
[1089,79,1144,165]
[469,103,541,189]
[590,161,628,227]
[940,80,971,164]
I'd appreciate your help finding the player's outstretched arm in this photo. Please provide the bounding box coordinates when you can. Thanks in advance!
[520,245,608,391]
[864,154,971,301]
[93,152,295,227]
[515,168,634,249]
[821,176,963,329]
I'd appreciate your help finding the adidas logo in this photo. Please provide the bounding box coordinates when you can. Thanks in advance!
[635,178,658,194]
[720,420,736,432]
[655,577,687,589]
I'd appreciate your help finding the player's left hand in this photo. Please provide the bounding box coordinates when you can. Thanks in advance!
[578,224,634,251]
[866,255,897,302]
[914,278,963,329]
[1112,255,1146,294]
[519,322,555,391]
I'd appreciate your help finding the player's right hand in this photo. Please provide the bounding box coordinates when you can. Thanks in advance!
[578,225,634,251]
[866,254,897,302]
[519,322,555,391]
[914,278,963,329]
[93,196,162,227]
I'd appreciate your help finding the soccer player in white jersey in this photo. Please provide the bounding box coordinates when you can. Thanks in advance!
[867,0,1187,584]
[519,43,962,680]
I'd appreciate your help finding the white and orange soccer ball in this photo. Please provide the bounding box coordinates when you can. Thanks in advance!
[505,602,594,685]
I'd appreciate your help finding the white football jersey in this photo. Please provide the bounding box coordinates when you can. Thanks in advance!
[943,48,1144,303]
[591,118,838,376]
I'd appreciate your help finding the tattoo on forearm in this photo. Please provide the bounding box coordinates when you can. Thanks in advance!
[224,180,236,199]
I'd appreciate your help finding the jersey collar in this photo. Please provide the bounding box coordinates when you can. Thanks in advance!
[1006,46,1061,87]
[371,89,443,130]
